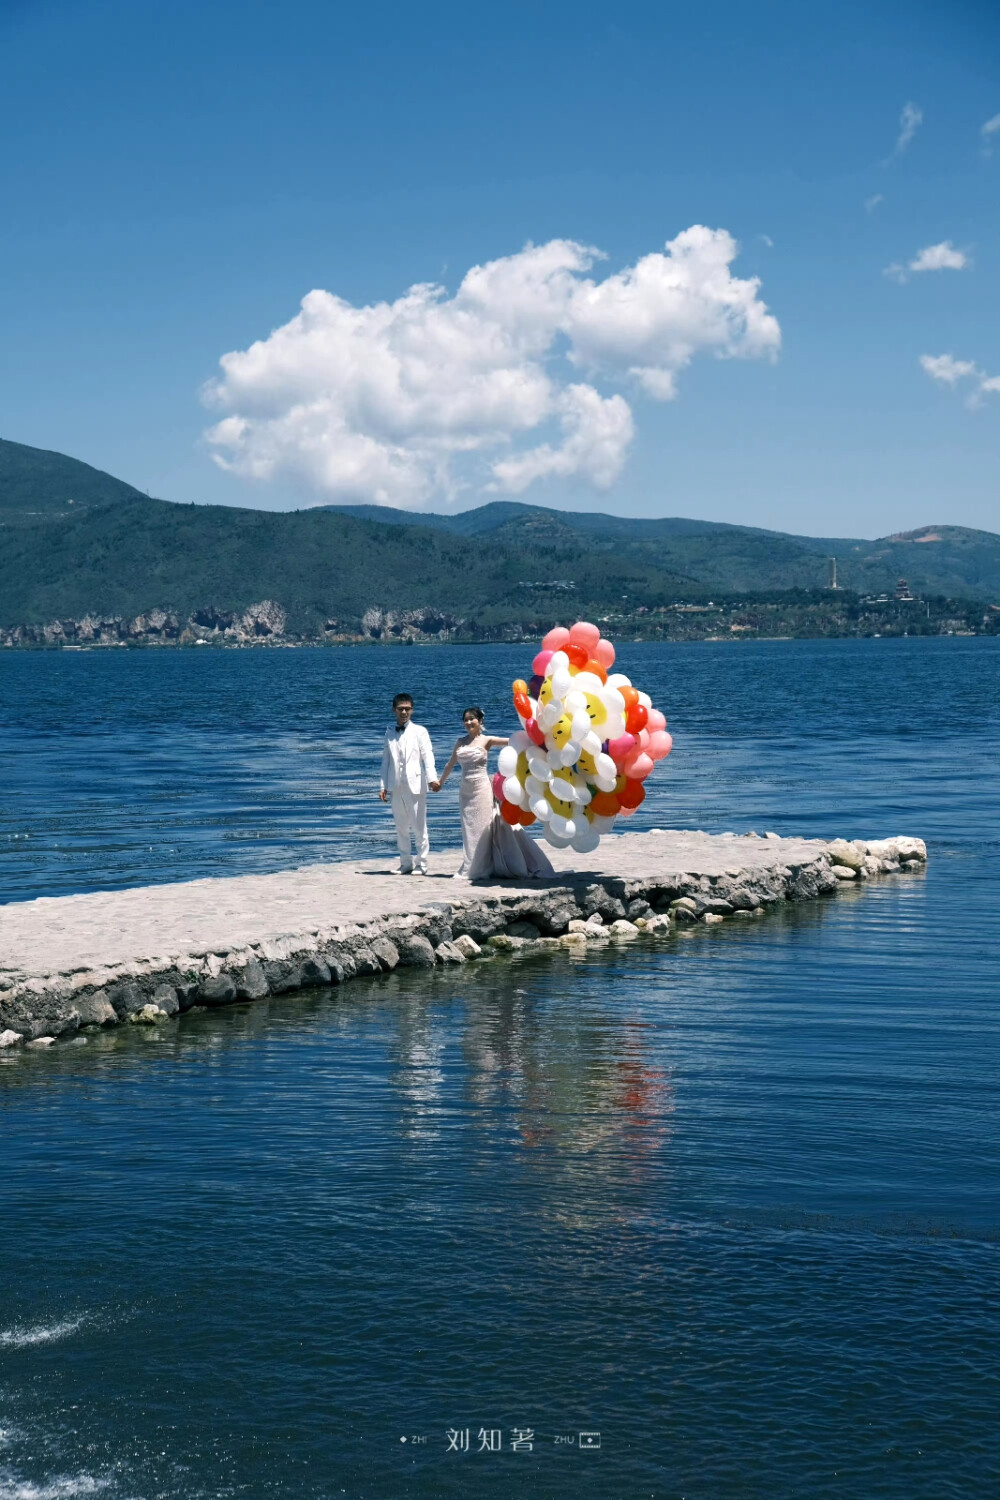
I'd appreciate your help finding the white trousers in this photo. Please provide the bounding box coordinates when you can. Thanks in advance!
[391,785,429,872]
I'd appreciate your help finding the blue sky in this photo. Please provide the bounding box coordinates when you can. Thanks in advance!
[0,0,996,535]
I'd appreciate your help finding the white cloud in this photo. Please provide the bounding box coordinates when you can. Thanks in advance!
[920,354,979,386]
[889,101,923,159]
[204,227,780,507]
[982,112,1000,157]
[865,193,884,213]
[920,353,1000,407]
[885,240,970,282]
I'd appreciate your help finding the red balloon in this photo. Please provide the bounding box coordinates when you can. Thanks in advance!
[525,717,546,746]
[565,643,589,669]
[500,800,522,825]
[513,691,531,718]
[620,686,640,713]
[518,807,536,827]
[619,779,646,809]
[625,702,648,734]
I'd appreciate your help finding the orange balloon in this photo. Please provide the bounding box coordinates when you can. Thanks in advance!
[518,808,536,827]
[512,678,528,696]
[513,691,531,717]
[500,800,522,825]
[620,686,640,712]
[583,659,607,683]
[589,790,622,817]
[619,779,646,809]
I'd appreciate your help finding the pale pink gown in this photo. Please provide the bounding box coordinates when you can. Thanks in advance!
[455,741,553,881]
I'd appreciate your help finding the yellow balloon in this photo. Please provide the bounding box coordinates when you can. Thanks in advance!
[545,784,574,818]
[538,678,553,706]
[516,751,530,781]
[577,749,598,776]
[550,713,574,748]
[584,691,608,727]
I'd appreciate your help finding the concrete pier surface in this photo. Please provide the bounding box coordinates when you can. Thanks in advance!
[0,828,926,1048]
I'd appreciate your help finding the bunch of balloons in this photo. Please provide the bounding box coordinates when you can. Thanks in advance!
[492,620,672,854]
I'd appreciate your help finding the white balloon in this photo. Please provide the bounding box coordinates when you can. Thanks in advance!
[638,691,652,709]
[530,797,552,821]
[564,689,586,712]
[571,827,601,853]
[603,688,626,717]
[525,774,546,799]
[560,742,580,767]
[571,710,591,742]
[543,827,574,849]
[497,745,518,777]
[603,715,626,741]
[590,813,617,833]
[595,775,617,793]
[574,671,602,693]
[608,673,631,689]
[549,813,576,840]
[510,730,530,753]
[537,703,561,731]
[581,730,602,757]
[503,776,525,807]
[550,668,571,701]
[595,752,617,780]
[549,650,569,671]
[574,781,593,806]
[527,754,550,782]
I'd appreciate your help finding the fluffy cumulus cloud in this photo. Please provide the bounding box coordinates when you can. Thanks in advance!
[885,240,970,283]
[203,227,780,507]
[888,101,923,160]
[920,353,1000,407]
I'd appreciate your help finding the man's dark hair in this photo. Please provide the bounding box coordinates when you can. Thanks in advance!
[392,693,414,708]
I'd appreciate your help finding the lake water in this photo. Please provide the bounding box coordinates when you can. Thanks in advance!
[1,638,997,1499]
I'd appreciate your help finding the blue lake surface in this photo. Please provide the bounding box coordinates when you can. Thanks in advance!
[1,638,997,1499]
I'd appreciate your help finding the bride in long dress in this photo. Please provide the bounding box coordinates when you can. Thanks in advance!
[431,707,553,881]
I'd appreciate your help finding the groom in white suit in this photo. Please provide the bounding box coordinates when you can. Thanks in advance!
[379,693,438,874]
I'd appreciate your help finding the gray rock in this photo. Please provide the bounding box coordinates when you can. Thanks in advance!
[701,899,735,917]
[608,919,639,939]
[300,957,332,986]
[670,897,699,921]
[151,983,180,1016]
[27,1036,56,1047]
[395,933,436,967]
[626,899,653,921]
[451,903,507,944]
[831,864,857,880]
[200,973,239,1004]
[108,980,147,1018]
[827,839,865,871]
[506,921,541,940]
[487,934,527,952]
[0,1029,23,1047]
[352,948,382,977]
[566,919,590,934]
[435,940,468,964]
[128,1004,169,1024]
[581,883,627,923]
[234,959,269,1000]
[703,912,725,925]
[417,909,453,948]
[453,934,482,958]
[585,913,604,928]
[74,990,118,1026]
[370,937,400,971]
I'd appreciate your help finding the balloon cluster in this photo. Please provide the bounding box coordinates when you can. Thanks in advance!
[491,620,672,854]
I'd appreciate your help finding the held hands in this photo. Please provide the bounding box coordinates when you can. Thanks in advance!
[378,788,388,802]
[429,779,442,793]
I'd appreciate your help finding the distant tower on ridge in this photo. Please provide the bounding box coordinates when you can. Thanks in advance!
[827,557,838,590]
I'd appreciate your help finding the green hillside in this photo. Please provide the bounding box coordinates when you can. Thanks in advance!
[1,438,997,635]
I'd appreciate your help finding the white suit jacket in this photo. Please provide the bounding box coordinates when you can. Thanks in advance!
[380,722,437,796]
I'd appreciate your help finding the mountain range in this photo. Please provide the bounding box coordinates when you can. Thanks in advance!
[1,437,997,639]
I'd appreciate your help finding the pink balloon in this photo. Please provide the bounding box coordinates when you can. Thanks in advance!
[637,728,650,750]
[607,732,636,761]
[624,751,654,781]
[568,620,600,651]
[532,649,554,676]
[646,708,666,732]
[648,730,672,760]
[541,626,570,651]
[594,637,616,669]
[618,803,636,818]
[491,772,505,800]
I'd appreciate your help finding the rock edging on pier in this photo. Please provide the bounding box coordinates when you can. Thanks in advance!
[0,835,926,1051]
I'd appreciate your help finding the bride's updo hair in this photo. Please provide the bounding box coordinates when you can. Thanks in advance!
[463,706,485,724]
